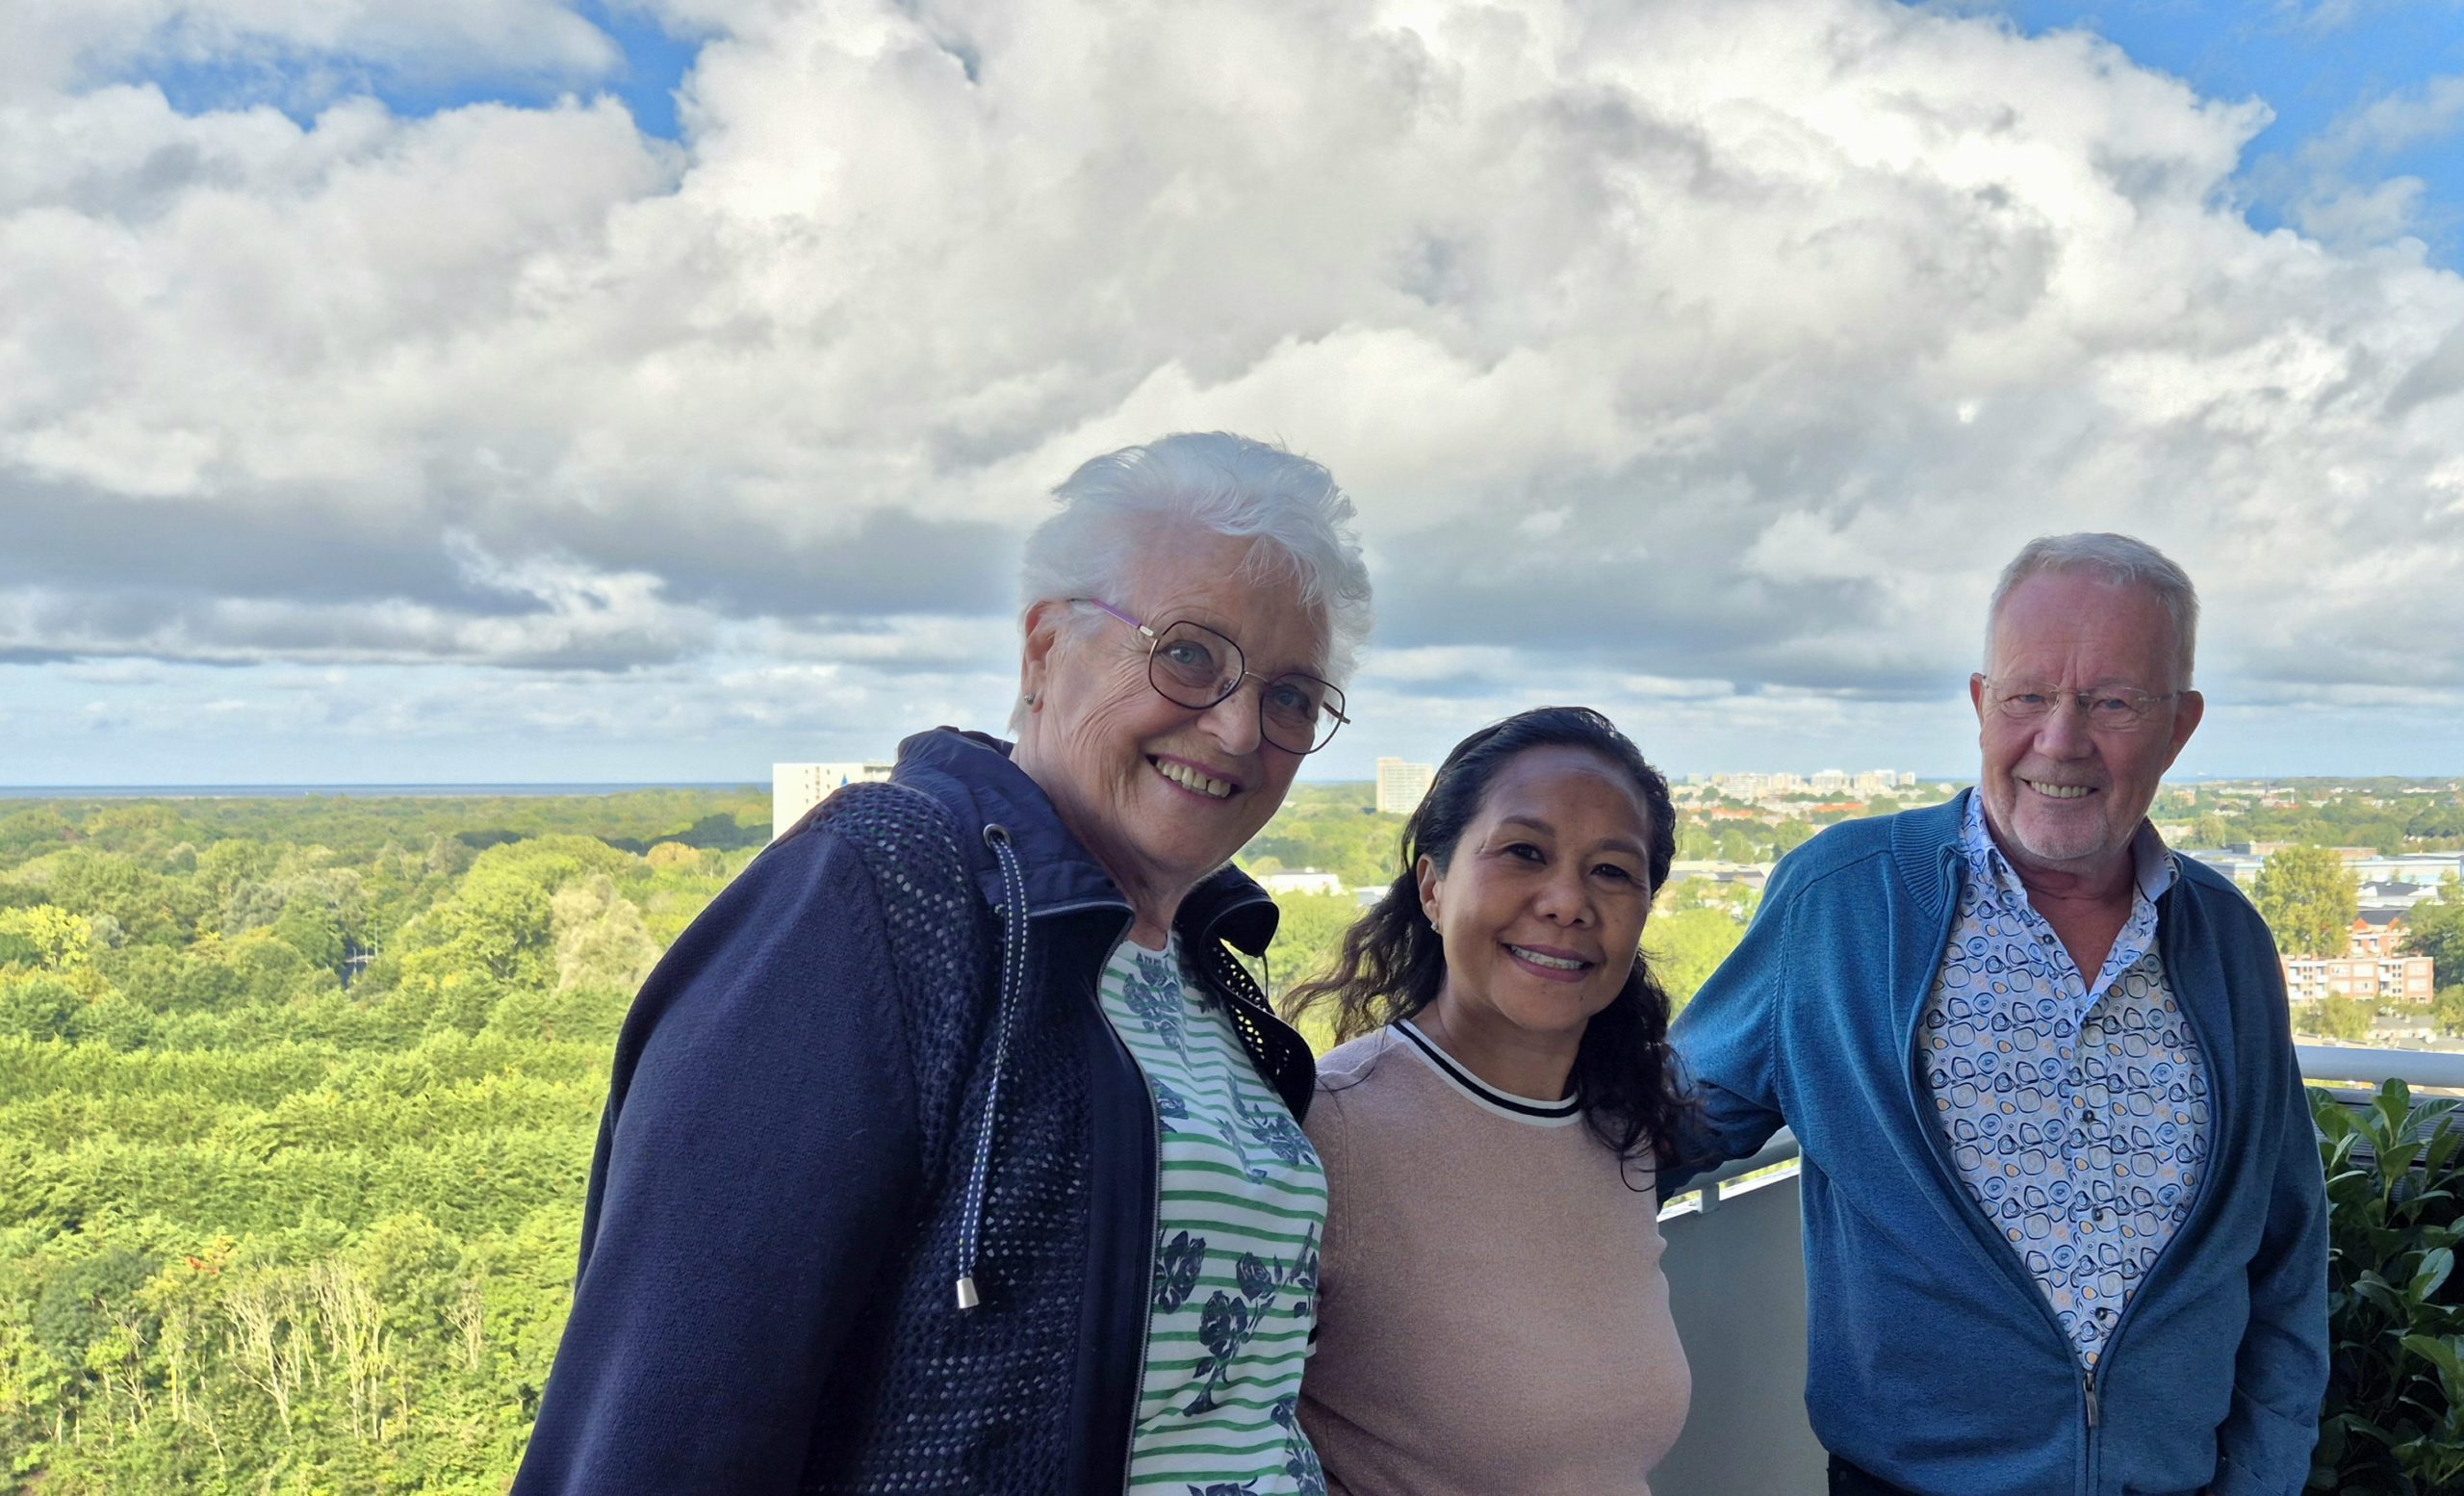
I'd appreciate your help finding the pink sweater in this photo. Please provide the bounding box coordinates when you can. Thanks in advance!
[1299,1025,1690,1496]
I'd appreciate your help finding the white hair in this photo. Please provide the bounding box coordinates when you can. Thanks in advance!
[1010,432,1373,731]
[1987,532,2199,688]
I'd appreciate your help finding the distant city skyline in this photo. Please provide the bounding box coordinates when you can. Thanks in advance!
[10,762,2463,795]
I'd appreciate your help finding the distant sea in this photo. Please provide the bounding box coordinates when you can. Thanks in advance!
[0,783,760,801]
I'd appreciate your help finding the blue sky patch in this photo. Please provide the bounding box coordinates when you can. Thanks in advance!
[1989,0,2464,258]
[126,1,704,141]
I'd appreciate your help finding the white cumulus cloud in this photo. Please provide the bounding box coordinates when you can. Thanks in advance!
[7,0,2464,779]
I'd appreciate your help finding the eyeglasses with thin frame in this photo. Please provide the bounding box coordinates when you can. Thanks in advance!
[1975,674,2181,733]
[1074,599,1350,755]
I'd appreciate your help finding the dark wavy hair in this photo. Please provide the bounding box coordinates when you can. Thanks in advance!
[1282,706,1696,1172]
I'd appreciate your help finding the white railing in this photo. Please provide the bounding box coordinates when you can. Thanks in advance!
[1658,1127,1801,1220]
[2297,1043,2464,1090]
[1650,1045,2463,1496]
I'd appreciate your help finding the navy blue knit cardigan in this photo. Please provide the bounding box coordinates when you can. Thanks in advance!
[510,728,1316,1495]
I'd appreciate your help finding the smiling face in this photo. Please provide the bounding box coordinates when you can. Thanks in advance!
[1416,745,1656,1068]
[1014,528,1327,930]
[1974,569,2205,886]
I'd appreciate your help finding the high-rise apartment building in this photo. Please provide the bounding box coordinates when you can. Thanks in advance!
[1376,758,1436,815]
[773,761,894,838]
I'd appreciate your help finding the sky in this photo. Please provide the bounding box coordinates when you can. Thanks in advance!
[6,0,2464,787]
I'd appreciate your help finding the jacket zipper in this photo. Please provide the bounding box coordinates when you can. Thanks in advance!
[1037,894,1293,1488]
[1091,928,1164,1495]
[2071,880,2226,1467]
[1911,838,2235,1493]
[1902,843,2101,1495]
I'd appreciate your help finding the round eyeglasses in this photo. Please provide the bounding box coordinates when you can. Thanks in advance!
[1076,600,1349,754]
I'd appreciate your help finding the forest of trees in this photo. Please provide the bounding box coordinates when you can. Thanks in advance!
[0,790,768,1493]
[2168,778,2464,856]
[22,772,2450,1490]
[0,779,1753,1493]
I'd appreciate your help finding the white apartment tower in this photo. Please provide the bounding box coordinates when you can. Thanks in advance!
[773,761,895,839]
[1376,758,1436,816]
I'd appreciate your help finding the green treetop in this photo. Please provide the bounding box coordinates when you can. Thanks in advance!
[2252,844,2359,959]
[2400,874,2464,989]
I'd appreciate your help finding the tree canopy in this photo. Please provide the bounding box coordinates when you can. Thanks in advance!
[2253,844,2360,959]
[0,787,764,1494]
[2402,875,2464,989]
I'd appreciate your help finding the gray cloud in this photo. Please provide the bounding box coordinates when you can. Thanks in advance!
[0,477,474,606]
[496,504,1018,622]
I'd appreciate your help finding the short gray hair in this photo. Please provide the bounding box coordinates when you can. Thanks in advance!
[1987,532,2199,688]
[1012,433,1373,731]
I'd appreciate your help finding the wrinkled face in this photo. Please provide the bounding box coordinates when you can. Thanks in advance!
[1017,529,1328,904]
[1973,571,2204,884]
[1418,745,1656,1046]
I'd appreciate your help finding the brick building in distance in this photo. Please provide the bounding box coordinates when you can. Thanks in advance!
[2280,908,2436,1005]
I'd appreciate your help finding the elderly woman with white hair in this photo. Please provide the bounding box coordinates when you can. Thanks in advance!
[513,432,1372,1496]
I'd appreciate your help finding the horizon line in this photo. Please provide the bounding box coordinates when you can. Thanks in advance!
[6,772,2463,794]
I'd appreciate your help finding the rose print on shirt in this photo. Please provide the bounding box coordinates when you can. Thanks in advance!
[1272,1396,1327,1496]
[1218,1091,1317,1183]
[1155,1229,1206,1315]
[1095,939,1324,1492]
[1123,950,1190,1059]
[1185,1225,1321,1413]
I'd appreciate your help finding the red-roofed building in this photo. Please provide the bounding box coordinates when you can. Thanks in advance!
[2280,908,2435,1003]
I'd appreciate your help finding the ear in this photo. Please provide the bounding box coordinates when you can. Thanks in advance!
[2163,688,2205,766]
[1020,600,1067,709]
[1414,852,1443,926]
[1968,671,1989,726]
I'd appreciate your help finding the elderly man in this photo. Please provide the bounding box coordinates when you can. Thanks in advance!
[1671,534,2326,1496]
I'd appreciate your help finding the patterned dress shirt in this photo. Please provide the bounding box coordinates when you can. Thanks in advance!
[1917,794,2212,1370]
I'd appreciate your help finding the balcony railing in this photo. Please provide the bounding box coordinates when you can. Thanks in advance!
[1650,1044,2460,1496]
[2296,1043,2464,1091]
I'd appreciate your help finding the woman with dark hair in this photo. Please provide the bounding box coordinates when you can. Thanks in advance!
[1283,706,1693,1495]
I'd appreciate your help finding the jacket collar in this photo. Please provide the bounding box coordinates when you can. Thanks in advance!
[1888,788,1972,916]
[888,727,1280,957]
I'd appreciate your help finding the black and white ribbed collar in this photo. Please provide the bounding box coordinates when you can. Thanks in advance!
[1392,1019,1583,1127]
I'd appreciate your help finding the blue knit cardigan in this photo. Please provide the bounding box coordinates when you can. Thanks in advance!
[1668,793,2326,1496]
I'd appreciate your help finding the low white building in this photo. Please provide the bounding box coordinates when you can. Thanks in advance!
[1257,869,1345,897]
[2360,879,2446,913]
[2348,853,2464,887]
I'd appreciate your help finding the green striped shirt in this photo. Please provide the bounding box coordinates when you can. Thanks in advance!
[1096,937,1326,1495]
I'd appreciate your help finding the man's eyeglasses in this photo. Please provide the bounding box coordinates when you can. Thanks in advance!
[1975,675,2180,732]
[1076,600,1349,755]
